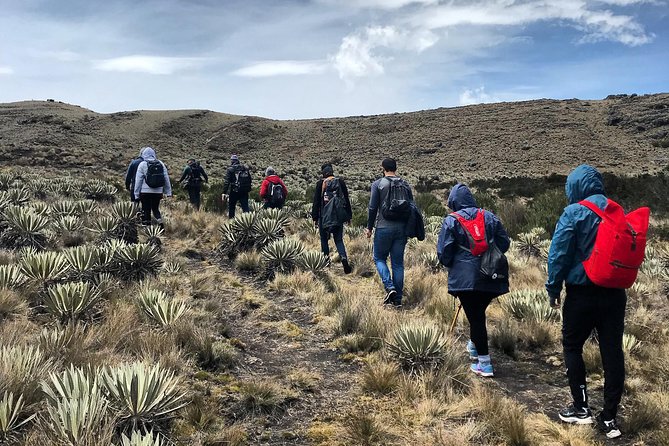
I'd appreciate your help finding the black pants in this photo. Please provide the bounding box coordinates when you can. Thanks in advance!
[563,285,626,420]
[457,292,496,356]
[228,192,250,218]
[187,185,202,210]
[319,222,347,259]
[140,193,163,225]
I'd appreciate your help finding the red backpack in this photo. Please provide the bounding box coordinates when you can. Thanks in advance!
[451,210,489,256]
[579,199,650,289]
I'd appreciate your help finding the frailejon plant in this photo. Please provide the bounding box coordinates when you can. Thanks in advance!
[20,251,70,287]
[0,265,26,290]
[253,217,285,248]
[516,228,549,258]
[499,289,560,323]
[101,362,188,429]
[420,252,441,272]
[83,180,117,202]
[0,391,35,441]
[113,243,162,282]
[144,225,164,249]
[44,281,102,323]
[386,321,447,372]
[137,289,188,327]
[91,216,120,242]
[41,366,110,445]
[161,262,182,275]
[5,187,31,206]
[63,245,100,281]
[51,201,81,218]
[261,238,305,274]
[0,206,50,250]
[297,250,330,274]
[0,345,51,405]
[110,201,140,244]
[116,430,164,446]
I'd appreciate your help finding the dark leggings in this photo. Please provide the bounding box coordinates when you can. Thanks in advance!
[563,285,626,419]
[140,193,163,224]
[187,185,202,210]
[457,292,497,356]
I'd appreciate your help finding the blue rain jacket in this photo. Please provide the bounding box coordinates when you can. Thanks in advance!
[545,164,608,298]
[437,184,510,296]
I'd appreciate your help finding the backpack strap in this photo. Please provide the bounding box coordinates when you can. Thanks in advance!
[579,199,608,220]
[449,211,472,253]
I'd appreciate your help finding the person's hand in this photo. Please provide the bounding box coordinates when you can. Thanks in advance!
[313,220,319,228]
[365,228,373,238]
[549,293,561,309]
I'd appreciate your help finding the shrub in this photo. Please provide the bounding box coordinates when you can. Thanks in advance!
[261,238,305,274]
[523,189,566,235]
[44,281,102,323]
[236,380,295,415]
[415,192,446,217]
[234,251,262,273]
[0,345,51,405]
[500,290,560,323]
[361,361,400,395]
[386,322,447,372]
[0,206,50,250]
[297,250,330,274]
[113,243,162,282]
[137,289,188,327]
[117,430,164,446]
[0,392,35,442]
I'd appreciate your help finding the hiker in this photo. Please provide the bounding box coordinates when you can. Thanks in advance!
[437,183,510,377]
[222,155,252,219]
[179,158,209,210]
[260,167,288,209]
[365,158,416,307]
[311,163,352,274]
[133,147,172,228]
[125,147,146,202]
[547,164,649,438]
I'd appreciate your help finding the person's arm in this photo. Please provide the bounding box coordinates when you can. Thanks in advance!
[546,210,576,306]
[162,163,172,197]
[125,161,135,190]
[437,217,456,268]
[201,167,209,183]
[492,214,511,253]
[260,179,269,199]
[340,179,352,220]
[311,180,322,221]
[178,166,190,183]
[367,181,380,230]
[223,167,232,194]
[133,162,145,201]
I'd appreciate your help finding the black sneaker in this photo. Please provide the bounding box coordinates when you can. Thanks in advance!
[383,289,398,305]
[596,414,621,439]
[558,404,593,424]
[342,258,352,274]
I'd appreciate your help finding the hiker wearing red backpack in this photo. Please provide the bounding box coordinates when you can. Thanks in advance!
[437,183,510,378]
[260,167,288,209]
[547,164,649,439]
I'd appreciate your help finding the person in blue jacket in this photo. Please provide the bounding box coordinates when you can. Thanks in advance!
[437,183,510,377]
[547,164,625,439]
[125,147,147,202]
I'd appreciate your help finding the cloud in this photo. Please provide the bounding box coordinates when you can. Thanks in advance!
[0,66,13,75]
[93,55,205,75]
[332,26,438,81]
[318,0,438,9]
[409,0,653,46]
[459,86,500,106]
[231,60,328,78]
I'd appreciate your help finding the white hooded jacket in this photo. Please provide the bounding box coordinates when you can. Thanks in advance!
[133,147,172,198]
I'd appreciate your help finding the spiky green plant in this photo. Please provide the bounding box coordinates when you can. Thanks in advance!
[161,262,182,274]
[298,218,319,236]
[90,216,119,241]
[75,200,98,216]
[5,187,31,205]
[386,322,447,371]
[218,212,259,256]
[297,250,330,274]
[425,221,442,237]
[420,252,441,272]
[259,208,291,227]
[137,289,188,327]
[253,217,285,248]
[28,201,51,217]
[0,392,35,441]
[110,202,140,244]
[38,324,88,363]
[0,265,26,290]
[51,201,81,218]
[20,251,70,286]
[249,201,264,212]
[55,216,84,233]
[63,245,99,281]
[101,362,188,429]
[622,333,641,355]
[44,282,102,323]
[261,238,305,274]
[0,173,15,191]
[114,243,162,282]
[500,290,560,323]
[117,431,164,446]
[42,366,110,445]
[144,225,163,249]
[83,180,117,201]
[0,206,50,249]
[0,345,51,405]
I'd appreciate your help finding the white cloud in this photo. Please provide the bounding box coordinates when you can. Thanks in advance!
[459,86,500,106]
[318,0,438,9]
[0,66,13,75]
[93,55,205,75]
[410,0,653,46]
[331,26,438,81]
[231,60,328,77]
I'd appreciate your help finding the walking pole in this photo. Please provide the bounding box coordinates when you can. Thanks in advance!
[449,304,461,334]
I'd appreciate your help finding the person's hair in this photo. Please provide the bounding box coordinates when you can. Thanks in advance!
[321,163,334,177]
[265,167,276,176]
[382,158,397,172]
[188,158,195,164]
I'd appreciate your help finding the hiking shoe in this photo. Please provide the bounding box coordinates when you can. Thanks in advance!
[383,289,398,305]
[596,414,621,439]
[466,340,479,361]
[470,362,494,377]
[342,258,352,274]
[558,405,593,424]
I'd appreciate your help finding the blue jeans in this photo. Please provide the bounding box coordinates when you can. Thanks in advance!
[319,222,347,259]
[373,227,407,301]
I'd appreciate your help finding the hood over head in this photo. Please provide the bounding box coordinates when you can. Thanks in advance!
[265,167,276,176]
[565,164,605,204]
[231,154,240,165]
[447,183,478,212]
[142,147,156,161]
[138,147,150,158]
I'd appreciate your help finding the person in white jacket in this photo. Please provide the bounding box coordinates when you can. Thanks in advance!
[133,147,172,228]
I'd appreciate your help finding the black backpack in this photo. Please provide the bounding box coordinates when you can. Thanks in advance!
[269,181,285,206]
[320,178,349,229]
[479,239,509,282]
[233,166,252,193]
[381,177,412,222]
[189,164,203,185]
[145,161,165,188]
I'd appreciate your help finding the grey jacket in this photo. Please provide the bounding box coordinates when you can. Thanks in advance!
[134,147,172,198]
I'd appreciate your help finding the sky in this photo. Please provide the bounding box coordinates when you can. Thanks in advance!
[0,0,667,119]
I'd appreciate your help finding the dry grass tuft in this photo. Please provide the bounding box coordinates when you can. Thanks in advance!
[361,360,400,395]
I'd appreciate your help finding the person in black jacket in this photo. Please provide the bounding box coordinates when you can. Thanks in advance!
[311,163,352,274]
[222,155,251,218]
[179,159,209,210]
[125,147,147,202]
